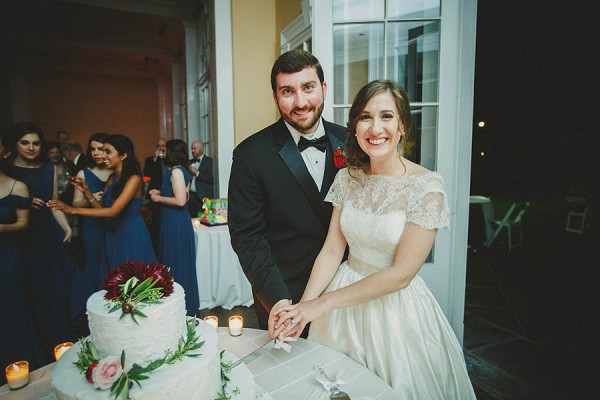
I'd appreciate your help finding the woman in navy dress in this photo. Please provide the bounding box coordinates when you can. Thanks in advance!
[0,141,47,382]
[71,133,113,290]
[149,139,199,316]
[6,122,86,360]
[49,134,156,270]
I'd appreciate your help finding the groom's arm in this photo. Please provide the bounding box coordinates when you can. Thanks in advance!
[228,149,291,312]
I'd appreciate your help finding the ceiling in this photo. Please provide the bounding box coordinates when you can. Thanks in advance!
[2,0,198,76]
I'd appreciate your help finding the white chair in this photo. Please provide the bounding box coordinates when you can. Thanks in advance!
[565,196,588,234]
[485,202,530,251]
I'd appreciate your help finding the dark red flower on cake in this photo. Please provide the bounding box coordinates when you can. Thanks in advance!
[85,363,97,383]
[103,261,174,301]
[333,147,346,169]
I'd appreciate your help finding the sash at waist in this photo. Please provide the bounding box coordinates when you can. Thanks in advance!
[347,253,384,277]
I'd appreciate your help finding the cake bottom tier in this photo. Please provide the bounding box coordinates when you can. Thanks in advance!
[51,322,255,400]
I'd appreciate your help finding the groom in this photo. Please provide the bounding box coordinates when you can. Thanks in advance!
[228,50,346,337]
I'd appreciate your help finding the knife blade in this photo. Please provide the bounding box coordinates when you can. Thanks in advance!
[230,339,274,369]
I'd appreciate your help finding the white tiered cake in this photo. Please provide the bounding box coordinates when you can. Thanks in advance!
[51,282,254,400]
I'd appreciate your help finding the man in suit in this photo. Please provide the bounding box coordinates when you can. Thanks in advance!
[228,49,346,337]
[187,140,214,217]
[143,137,168,251]
[61,140,85,205]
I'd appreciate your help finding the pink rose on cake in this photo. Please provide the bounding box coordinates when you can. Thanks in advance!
[91,355,130,390]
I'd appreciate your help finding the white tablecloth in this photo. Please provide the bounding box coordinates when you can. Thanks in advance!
[1,327,398,400]
[193,222,254,310]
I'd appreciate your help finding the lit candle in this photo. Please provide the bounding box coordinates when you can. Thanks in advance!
[203,315,218,329]
[228,315,243,336]
[5,361,29,390]
[54,342,74,361]
[192,219,201,228]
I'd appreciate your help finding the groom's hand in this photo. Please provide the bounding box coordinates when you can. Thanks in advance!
[268,299,292,339]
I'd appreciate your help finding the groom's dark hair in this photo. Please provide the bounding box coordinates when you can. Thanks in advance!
[270,49,324,92]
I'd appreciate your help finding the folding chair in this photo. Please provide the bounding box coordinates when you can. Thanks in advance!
[485,202,530,251]
[565,196,588,234]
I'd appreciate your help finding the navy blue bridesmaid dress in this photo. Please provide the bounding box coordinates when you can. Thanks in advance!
[102,175,157,269]
[158,166,199,316]
[80,169,108,290]
[0,188,47,381]
[9,163,87,360]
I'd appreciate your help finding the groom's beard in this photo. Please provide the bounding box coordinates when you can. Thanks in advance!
[280,102,324,134]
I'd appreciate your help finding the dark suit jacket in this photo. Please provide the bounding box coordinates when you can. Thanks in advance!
[228,118,346,328]
[60,154,85,204]
[190,155,214,200]
[143,156,167,193]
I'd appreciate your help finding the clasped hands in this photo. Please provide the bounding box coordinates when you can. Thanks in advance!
[148,189,161,202]
[268,298,322,340]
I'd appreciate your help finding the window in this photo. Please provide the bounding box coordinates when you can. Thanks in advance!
[332,0,441,169]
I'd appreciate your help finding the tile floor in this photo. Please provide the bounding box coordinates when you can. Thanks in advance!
[200,197,599,399]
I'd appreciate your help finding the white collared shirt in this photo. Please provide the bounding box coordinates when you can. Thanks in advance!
[190,155,203,193]
[285,119,326,192]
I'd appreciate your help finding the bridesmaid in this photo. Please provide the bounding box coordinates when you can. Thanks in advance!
[49,134,157,269]
[149,139,199,316]
[0,136,46,381]
[71,133,113,290]
[6,122,86,359]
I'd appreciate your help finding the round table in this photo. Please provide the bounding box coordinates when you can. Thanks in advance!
[192,222,254,310]
[0,328,398,400]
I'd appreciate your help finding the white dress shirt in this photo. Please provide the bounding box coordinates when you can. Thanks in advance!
[285,119,326,192]
[190,155,203,193]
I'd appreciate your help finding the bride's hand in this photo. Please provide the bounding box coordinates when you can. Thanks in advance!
[268,299,292,339]
[274,299,322,339]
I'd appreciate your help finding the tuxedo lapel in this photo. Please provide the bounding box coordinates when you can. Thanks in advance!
[275,121,328,226]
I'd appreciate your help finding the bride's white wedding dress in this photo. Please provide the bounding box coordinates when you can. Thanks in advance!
[309,168,476,399]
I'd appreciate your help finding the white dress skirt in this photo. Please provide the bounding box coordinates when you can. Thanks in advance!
[308,168,476,399]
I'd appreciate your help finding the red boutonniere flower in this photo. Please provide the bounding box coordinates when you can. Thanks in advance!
[333,147,346,169]
[142,176,151,183]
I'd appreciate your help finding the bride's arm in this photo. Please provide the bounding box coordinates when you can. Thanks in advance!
[267,207,346,339]
[275,222,437,338]
[300,207,347,302]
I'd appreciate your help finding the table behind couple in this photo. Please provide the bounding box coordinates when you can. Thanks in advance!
[192,222,254,310]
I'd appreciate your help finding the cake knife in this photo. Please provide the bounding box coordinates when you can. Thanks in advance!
[230,339,274,369]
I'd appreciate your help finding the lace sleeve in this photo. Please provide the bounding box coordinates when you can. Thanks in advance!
[406,173,450,230]
[324,168,348,208]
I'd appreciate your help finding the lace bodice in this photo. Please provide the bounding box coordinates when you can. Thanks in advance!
[325,168,449,269]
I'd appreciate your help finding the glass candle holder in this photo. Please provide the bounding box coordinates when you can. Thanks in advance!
[54,342,74,361]
[192,219,201,228]
[228,315,243,336]
[203,315,218,329]
[5,361,29,390]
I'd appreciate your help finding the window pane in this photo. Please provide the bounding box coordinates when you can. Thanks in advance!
[333,0,384,22]
[387,0,440,19]
[387,21,440,103]
[407,106,437,170]
[334,107,350,128]
[334,23,384,104]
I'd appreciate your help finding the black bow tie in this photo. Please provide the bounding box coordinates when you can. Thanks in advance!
[191,158,200,163]
[297,136,327,152]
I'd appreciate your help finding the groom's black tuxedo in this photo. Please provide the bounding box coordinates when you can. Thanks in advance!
[228,118,346,331]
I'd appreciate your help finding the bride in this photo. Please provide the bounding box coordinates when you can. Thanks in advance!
[269,80,476,399]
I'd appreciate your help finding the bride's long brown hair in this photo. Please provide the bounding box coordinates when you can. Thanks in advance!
[344,80,412,171]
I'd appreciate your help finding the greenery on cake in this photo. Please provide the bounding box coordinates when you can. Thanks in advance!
[216,350,240,400]
[74,318,204,399]
[103,261,174,323]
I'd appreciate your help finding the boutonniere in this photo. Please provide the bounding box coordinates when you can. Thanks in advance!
[333,147,346,169]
